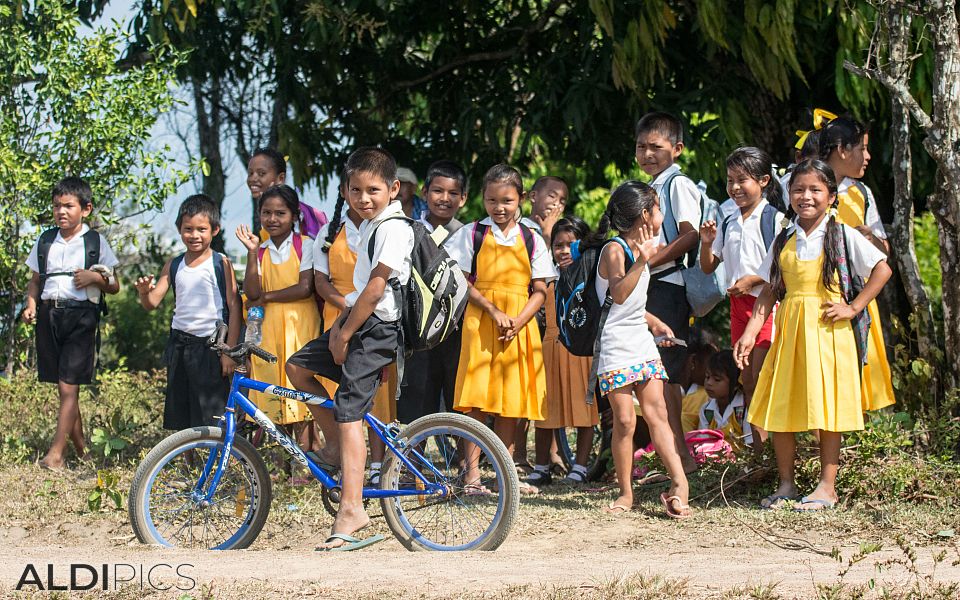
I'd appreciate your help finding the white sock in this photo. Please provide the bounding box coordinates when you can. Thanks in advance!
[370,462,382,472]
[572,464,588,474]
[534,464,549,473]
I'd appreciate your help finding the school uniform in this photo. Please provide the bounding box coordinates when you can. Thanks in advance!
[289,201,413,423]
[712,198,784,346]
[396,215,464,423]
[536,281,599,429]
[163,253,230,430]
[248,232,321,425]
[594,243,667,395]
[699,392,753,447]
[680,383,709,433]
[648,164,702,379]
[313,218,398,424]
[446,218,556,419]
[835,178,895,412]
[25,225,118,384]
[748,218,887,433]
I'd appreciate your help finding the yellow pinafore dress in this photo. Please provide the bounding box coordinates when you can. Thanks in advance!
[250,236,321,424]
[454,233,546,420]
[747,237,865,433]
[836,186,896,411]
[537,282,599,429]
[319,227,397,422]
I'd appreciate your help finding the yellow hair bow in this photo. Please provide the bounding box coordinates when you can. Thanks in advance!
[794,108,839,149]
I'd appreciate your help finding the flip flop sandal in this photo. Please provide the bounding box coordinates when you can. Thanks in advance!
[561,470,588,484]
[315,533,385,552]
[760,494,797,510]
[793,496,836,512]
[518,481,540,496]
[635,471,671,486]
[462,483,495,497]
[525,470,552,486]
[603,502,631,514]
[660,493,693,520]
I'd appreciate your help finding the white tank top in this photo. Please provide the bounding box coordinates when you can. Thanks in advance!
[171,254,224,337]
[594,242,661,374]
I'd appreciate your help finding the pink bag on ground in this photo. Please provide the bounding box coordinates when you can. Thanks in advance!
[632,429,734,477]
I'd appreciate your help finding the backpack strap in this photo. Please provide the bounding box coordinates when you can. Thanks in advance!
[36,228,62,283]
[170,252,230,324]
[169,253,186,297]
[257,246,266,265]
[720,211,737,247]
[292,232,303,261]
[852,180,871,216]
[658,172,702,269]
[469,222,490,282]
[82,230,101,269]
[517,223,536,262]
[759,203,778,250]
[366,213,413,262]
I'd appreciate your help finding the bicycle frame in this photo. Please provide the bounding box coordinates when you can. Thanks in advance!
[194,371,450,503]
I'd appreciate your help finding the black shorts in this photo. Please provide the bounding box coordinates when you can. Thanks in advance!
[287,315,400,423]
[397,327,461,424]
[646,278,690,381]
[163,329,230,430]
[35,302,100,385]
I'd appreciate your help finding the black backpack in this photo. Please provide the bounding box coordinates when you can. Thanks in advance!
[720,203,779,250]
[169,252,231,326]
[36,227,107,315]
[556,237,633,357]
[367,215,469,352]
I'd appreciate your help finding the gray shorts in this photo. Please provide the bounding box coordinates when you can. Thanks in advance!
[287,314,400,423]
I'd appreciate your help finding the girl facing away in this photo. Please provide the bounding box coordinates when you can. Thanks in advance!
[819,116,896,414]
[446,164,556,496]
[735,159,892,511]
[526,216,600,487]
[592,181,691,518]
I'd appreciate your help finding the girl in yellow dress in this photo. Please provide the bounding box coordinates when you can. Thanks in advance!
[735,160,892,511]
[312,186,397,483]
[445,164,557,495]
[236,185,322,452]
[527,216,599,486]
[819,116,896,412]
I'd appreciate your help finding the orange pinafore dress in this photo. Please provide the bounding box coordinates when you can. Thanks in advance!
[454,232,545,420]
[836,185,896,412]
[748,236,865,433]
[536,281,599,429]
[249,235,321,424]
[320,227,397,422]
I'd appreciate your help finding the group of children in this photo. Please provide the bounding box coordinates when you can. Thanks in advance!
[23,106,895,546]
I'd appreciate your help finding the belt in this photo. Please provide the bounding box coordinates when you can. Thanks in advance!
[41,298,97,309]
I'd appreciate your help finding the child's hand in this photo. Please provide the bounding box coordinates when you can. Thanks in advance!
[134,275,155,297]
[534,203,564,237]
[854,225,874,242]
[501,318,521,342]
[648,320,675,345]
[488,307,513,333]
[220,354,237,377]
[727,277,754,298]
[734,334,756,369]
[329,328,349,365]
[821,300,858,322]
[700,220,717,246]
[635,224,662,264]
[236,224,260,252]
[21,305,36,324]
[72,268,102,289]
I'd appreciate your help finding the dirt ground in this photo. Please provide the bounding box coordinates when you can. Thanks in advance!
[0,464,958,599]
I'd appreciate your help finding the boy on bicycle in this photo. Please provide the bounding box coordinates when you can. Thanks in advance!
[286,146,413,551]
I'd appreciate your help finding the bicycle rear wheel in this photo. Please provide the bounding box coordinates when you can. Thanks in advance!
[128,427,272,550]
[380,413,519,551]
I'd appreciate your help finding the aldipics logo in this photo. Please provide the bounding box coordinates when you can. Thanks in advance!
[15,563,196,592]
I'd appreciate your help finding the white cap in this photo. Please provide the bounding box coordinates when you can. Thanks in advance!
[396,167,418,185]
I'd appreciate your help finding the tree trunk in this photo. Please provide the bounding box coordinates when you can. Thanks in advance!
[192,73,227,252]
[885,8,937,363]
[922,0,960,391]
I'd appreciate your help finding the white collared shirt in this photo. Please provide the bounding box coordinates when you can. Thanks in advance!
[755,217,887,283]
[518,216,543,234]
[444,217,558,282]
[712,199,784,296]
[718,198,739,221]
[313,218,362,276]
[258,232,314,272]
[699,392,753,445]
[346,201,414,322]
[650,164,703,286]
[839,177,887,240]
[26,225,119,301]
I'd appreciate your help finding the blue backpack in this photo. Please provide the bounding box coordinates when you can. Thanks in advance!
[555,237,633,357]
[658,174,726,317]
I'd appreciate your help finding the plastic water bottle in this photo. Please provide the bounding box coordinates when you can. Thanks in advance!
[245,306,264,345]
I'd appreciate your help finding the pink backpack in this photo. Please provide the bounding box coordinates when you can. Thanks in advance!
[632,429,734,477]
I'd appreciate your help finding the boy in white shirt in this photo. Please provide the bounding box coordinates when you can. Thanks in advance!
[286,147,413,551]
[22,177,121,469]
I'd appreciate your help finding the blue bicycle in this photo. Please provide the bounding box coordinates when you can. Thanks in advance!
[128,326,519,551]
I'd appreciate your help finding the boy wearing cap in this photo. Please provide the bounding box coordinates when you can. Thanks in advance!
[396,166,428,220]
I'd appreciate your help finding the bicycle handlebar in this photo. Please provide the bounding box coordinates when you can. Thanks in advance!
[207,321,278,364]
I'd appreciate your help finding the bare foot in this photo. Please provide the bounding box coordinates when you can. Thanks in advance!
[39,456,66,470]
[604,494,632,514]
[316,505,371,550]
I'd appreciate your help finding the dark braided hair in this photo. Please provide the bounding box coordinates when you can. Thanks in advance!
[768,159,843,300]
[818,117,868,162]
[322,170,348,254]
[583,180,658,248]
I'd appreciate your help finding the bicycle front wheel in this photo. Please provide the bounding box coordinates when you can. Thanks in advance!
[380,413,519,551]
[128,427,272,550]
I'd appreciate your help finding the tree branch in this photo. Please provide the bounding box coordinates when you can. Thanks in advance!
[843,59,933,131]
